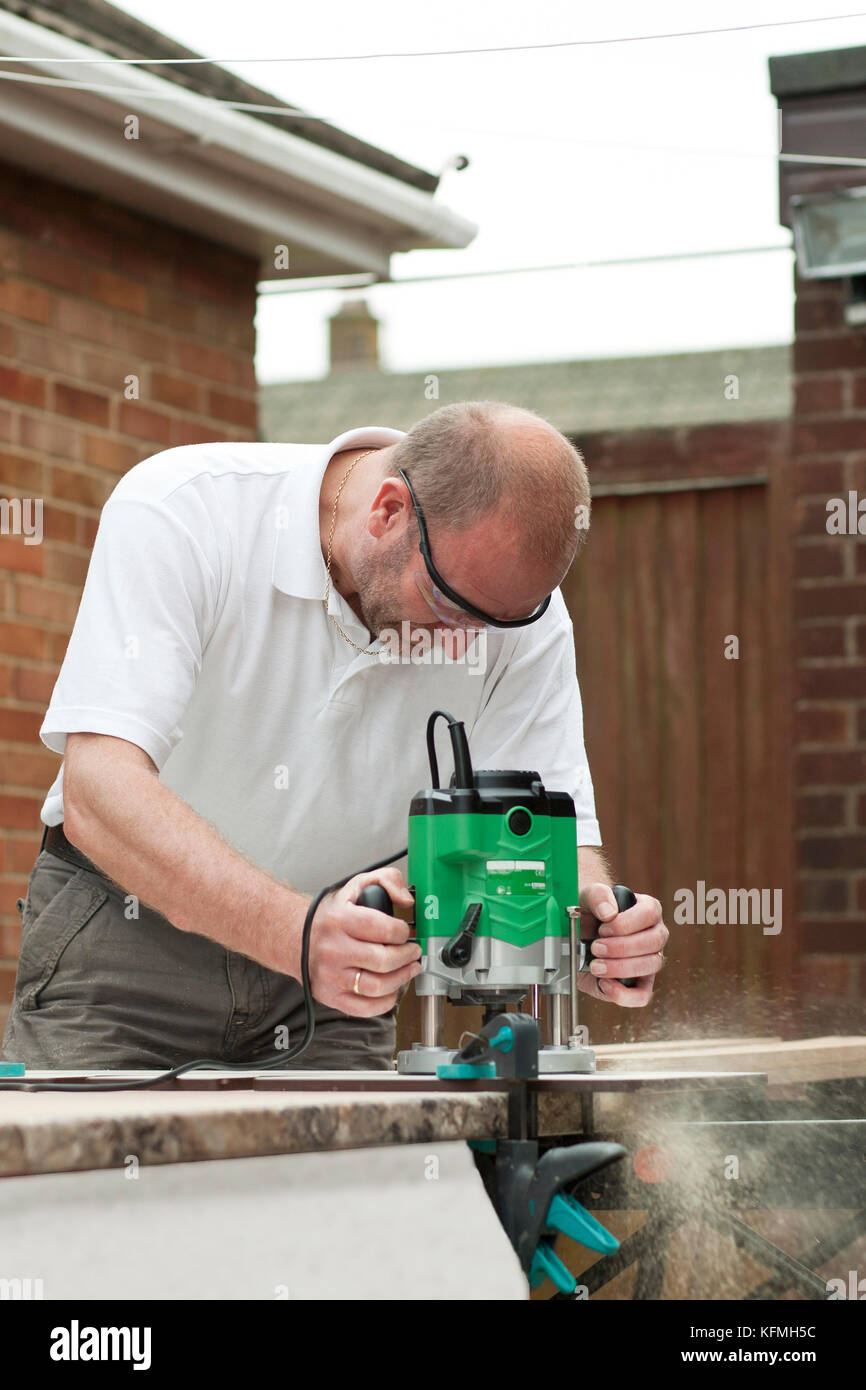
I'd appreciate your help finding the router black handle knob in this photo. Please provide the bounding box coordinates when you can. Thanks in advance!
[611,885,639,987]
[356,885,394,915]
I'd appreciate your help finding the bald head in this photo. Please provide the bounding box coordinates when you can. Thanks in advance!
[387,400,590,576]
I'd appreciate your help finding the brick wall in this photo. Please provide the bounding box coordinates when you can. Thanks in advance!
[0,158,259,1030]
[791,272,866,1031]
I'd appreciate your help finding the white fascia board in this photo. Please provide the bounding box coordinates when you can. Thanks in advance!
[0,10,478,277]
[0,76,397,278]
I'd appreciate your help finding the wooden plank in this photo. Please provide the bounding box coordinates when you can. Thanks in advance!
[598,1034,865,1056]
[594,1035,782,1054]
[595,1036,866,1084]
[6,1066,766,1093]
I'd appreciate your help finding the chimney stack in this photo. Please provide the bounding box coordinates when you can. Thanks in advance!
[328,296,380,372]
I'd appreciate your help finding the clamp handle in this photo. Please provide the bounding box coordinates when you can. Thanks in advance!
[546,1192,619,1254]
[528,1240,576,1294]
[528,1197,619,1293]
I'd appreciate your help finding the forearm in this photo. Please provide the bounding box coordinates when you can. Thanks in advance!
[64,738,306,979]
[578,844,612,890]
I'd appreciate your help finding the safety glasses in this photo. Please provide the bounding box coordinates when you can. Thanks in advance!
[398,468,552,629]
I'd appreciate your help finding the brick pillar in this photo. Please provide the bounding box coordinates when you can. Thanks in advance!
[0,160,259,1028]
[791,272,866,1028]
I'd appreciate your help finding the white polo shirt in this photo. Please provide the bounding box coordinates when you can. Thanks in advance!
[40,427,601,893]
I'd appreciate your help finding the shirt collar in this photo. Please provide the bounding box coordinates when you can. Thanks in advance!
[271,426,406,600]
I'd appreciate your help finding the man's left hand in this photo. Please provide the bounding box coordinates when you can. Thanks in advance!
[577,883,668,1007]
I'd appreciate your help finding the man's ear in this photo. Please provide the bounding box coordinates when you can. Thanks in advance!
[368,476,410,539]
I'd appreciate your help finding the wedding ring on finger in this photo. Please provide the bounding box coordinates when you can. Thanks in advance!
[353,969,363,996]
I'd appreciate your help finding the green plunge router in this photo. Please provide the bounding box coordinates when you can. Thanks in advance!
[357,710,632,1292]
[358,709,637,1078]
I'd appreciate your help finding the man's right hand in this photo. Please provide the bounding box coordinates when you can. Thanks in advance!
[306,867,422,1017]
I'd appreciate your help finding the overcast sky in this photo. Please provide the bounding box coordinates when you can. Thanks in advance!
[116,1,866,381]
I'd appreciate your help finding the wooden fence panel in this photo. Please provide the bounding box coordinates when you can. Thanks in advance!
[563,478,790,1041]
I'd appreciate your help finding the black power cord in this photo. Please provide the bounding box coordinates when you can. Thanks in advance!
[426,708,473,790]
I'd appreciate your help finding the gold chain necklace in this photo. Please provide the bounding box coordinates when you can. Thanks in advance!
[323,448,381,654]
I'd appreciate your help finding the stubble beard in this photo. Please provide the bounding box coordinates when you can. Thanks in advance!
[353,532,424,647]
[354,535,481,660]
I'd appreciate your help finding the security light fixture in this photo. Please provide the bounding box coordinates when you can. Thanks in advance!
[791,187,866,328]
[791,187,866,279]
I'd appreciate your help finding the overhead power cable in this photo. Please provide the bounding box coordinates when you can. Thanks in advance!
[1,11,864,62]
[257,242,795,295]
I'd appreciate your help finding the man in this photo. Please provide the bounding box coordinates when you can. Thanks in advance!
[3,400,668,1071]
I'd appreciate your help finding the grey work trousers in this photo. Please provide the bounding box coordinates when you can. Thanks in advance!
[2,848,399,1071]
